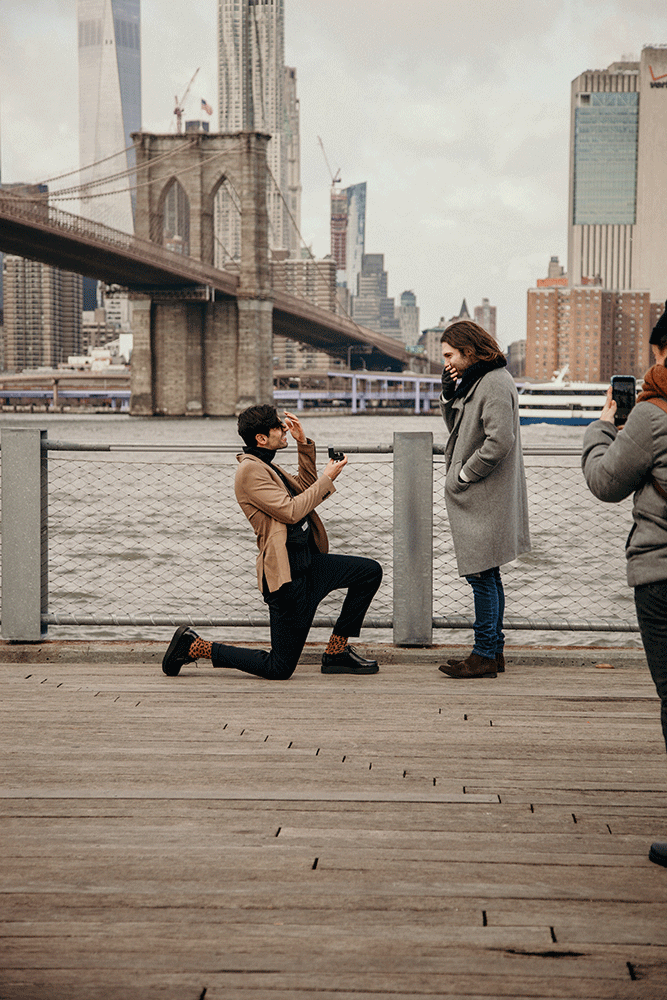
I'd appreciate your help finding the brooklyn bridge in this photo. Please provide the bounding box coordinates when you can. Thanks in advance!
[0,130,435,417]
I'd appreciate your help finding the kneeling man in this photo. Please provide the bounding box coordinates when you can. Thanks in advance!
[162,405,383,680]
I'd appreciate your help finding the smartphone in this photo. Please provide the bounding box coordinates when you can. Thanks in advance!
[611,375,636,426]
[328,447,344,461]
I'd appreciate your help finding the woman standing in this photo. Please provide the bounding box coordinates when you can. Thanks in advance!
[438,321,530,679]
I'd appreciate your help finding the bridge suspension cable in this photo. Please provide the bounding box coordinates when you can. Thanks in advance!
[38,143,137,186]
[48,140,200,200]
[48,145,243,203]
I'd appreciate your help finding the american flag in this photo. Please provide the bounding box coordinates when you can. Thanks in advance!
[201,99,213,115]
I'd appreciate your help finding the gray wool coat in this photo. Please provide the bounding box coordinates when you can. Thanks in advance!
[440,367,530,577]
[582,403,667,587]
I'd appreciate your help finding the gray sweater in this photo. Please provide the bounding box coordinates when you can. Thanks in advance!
[440,367,530,577]
[582,402,667,587]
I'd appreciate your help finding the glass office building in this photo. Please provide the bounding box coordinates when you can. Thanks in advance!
[573,92,639,226]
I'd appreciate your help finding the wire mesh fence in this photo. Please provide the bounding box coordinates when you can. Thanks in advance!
[432,453,635,625]
[45,449,395,626]
[37,444,638,637]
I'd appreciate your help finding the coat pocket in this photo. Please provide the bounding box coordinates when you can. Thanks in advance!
[448,462,472,494]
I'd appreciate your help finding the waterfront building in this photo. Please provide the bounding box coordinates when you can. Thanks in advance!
[506,339,526,378]
[398,290,420,347]
[352,254,401,338]
[418,317,448,366]
[473,297,497,338]
[527,273,651,382]
[272,255,337,313]
[217,0,300,256]
[568,46,667,302]
[78,0,141,233]
[99,285,133,330]
[81,308,123,354]
[3,256,82,372]
[272,255,342,372]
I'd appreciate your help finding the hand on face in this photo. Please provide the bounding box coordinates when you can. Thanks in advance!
[440,342,471,377]
[283,410,307,444]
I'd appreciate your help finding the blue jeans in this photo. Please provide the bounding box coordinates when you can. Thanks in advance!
[465,566,505,660]
[634,581,667,753]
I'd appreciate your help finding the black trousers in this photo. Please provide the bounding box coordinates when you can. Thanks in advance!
[634,580,667,753]
[211,552,382,680]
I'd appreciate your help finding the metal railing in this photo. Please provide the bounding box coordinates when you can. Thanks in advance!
[0,428,638,643]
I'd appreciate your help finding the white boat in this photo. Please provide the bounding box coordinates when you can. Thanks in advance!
[518,367,607,426]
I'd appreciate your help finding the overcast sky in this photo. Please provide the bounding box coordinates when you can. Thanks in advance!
[1,0,666,347]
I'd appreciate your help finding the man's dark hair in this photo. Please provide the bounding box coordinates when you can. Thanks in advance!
[440,320,505,364]
[237,404,281,447]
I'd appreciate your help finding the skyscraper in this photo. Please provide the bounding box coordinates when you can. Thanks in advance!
[473,297,497,339]
[1,184,83,373]
[3,256,82,372]
[217,0,300,255]
[398,290,420,346]
[344,183,366,303]
[352,254,401,338]
[78,0,141,233]
[568,46,667,301]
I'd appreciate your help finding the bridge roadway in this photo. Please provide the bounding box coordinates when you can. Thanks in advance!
[0,194,435,373]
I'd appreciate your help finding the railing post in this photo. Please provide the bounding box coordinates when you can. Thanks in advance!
[393,431,433,645]
[1,428,48,640]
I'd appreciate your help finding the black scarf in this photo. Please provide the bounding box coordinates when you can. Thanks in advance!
[243,445,277,465]
[454,356,507,399]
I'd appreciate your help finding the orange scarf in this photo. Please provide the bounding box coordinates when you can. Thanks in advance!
[637,365,667,416]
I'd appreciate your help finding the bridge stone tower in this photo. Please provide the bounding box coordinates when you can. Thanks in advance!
[130,131,273,416]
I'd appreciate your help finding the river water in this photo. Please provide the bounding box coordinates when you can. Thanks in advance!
[0,410,641,650]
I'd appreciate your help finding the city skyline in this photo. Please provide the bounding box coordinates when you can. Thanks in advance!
[2,1,667,347]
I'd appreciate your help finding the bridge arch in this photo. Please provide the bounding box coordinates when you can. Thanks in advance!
[158,177,191,257]
[211,175,242,269]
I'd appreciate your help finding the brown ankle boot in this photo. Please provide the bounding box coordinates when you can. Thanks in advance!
[439,652,497,678]
[496,651,505,673]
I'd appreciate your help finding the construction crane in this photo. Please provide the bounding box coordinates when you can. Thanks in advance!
[317,136,341,187]
[174,68,200,133]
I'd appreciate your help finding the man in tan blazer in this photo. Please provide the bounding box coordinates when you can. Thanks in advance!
[162,404,383,680]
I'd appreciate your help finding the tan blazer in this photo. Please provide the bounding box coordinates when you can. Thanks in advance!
[234,440,335,594]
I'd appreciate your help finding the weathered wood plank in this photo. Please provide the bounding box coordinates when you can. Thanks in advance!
[1,657,667,998]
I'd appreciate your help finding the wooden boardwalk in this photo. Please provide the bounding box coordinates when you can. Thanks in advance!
[1,646,667,999]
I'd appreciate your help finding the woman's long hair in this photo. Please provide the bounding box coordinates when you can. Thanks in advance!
[440,320,505,364]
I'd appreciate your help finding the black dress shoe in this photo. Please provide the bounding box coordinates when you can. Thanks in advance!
[162,625,199,676]
[649,842,667,867]
[321,645,379,674]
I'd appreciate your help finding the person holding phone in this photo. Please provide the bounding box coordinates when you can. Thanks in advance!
[582,301,667,867]
[161,405,382,680]
[437,321,530,679]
